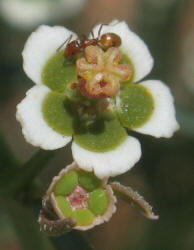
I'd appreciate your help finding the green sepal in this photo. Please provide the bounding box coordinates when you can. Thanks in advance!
[117,84,154,129]
[74,118,127,152]
[110,182,159,220]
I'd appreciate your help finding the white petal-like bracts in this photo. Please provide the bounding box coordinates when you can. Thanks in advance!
[91,20,153,82]
[134,80,180,137]
[72,136,141,179]
[17,22,179,180]
[16,85,72,150]
[22,25,77,85]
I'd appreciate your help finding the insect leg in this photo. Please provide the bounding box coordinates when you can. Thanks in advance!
[57,34,73,51]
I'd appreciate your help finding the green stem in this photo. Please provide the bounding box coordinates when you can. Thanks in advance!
[0,131,19,187]
[70,231,94,250]
[6,149,58,195]
[176,108,194,138]
[1,197,55,250]
[51,231,94,250]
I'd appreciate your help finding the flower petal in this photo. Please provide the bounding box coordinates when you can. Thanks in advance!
[72,136,141,179]
[16,85,72,149]
[91,20,153,82]
[134,80,180,137]
[22,25,77,85]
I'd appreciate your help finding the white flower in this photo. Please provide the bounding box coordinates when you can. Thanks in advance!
[16,21,179,179]
[0,0,86,29]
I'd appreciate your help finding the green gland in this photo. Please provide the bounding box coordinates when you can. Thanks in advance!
[74,118,127,152]
[42,50,77,92]
[78,171,101,192]
[88,188,109,215]
[55,196,72,217]
[72,209,95,226]
[54,171,78,196]
[42,92,76,136]
[118,84,154,129]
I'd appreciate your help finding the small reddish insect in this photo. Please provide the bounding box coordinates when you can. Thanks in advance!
[58,24,122,58]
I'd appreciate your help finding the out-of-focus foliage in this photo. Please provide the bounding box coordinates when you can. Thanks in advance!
[0,0,193,250]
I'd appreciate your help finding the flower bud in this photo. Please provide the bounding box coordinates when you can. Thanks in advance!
[39,162,117,233]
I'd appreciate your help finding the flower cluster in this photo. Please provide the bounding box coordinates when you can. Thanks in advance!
[16,20,179,180]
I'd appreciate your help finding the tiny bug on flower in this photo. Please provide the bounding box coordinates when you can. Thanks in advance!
[58,24,122,58]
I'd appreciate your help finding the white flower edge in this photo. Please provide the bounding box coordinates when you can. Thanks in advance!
[72,136,141,179]
[134,80,180,138]
[91,20,154,82]
[22,25,77,85]
[16,85,72,150]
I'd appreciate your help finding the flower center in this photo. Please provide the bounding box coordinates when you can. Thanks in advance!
[76,45,132,99]
[67,185,89,210]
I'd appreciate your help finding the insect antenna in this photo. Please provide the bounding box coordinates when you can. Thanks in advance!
[90,30,95,39]
[57,34,73,51]
[98,24,104,39]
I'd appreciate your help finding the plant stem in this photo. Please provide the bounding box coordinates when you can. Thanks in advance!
[1,197,55,250]
[6,149,58,195]
[50,230,94,250]
[0,131,19,187]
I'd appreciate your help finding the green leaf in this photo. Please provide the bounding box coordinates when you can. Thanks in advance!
[117,84,154,129]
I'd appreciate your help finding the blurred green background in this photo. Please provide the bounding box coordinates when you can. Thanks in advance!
[0,0,194,249]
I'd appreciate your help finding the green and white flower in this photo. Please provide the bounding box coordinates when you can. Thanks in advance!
[16,21,179,179]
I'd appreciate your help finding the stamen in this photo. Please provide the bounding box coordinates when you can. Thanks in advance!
[76,45,132,98]
[67,185,89,210]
